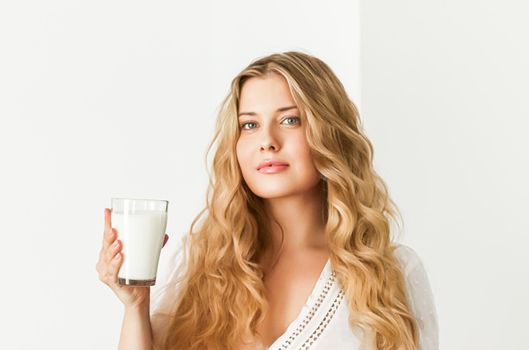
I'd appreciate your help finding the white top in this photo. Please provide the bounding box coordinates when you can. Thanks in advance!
[151,243,439,349]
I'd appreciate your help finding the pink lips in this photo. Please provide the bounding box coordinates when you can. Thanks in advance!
[257,159,289,174]
[258,164,289,174]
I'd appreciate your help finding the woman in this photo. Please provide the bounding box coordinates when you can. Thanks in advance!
[97,51,439,350]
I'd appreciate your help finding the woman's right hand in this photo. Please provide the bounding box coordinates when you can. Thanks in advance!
[96,208,169,308]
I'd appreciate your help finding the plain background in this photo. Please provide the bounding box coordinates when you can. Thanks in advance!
[360,1,529,349]
[0,1,526,349]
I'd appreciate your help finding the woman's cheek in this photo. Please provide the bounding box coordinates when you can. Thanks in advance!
[236,144,253,175]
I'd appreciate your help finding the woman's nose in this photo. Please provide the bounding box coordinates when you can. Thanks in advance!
[260,141,278,151]
[259,126,280,151]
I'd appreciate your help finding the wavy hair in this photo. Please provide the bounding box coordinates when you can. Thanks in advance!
[156,51,419,350]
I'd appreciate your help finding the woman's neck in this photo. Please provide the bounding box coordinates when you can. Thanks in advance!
[261,184,327,265]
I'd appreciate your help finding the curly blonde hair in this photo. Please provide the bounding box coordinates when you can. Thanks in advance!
[156,51,419,350]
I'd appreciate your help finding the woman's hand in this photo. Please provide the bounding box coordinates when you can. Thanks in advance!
[96,208,169,308]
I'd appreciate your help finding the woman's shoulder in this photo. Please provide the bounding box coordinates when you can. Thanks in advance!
[391,243,426,275]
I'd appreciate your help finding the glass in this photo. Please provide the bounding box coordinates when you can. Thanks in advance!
[110,198,169,286]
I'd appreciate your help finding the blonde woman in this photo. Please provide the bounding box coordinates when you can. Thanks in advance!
[97,51,439,350]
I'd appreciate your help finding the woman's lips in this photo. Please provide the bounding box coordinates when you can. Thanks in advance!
[258,164,289,174]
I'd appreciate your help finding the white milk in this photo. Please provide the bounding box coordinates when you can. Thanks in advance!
[111,210,168,284]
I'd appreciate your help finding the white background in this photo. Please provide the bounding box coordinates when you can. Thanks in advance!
[360,1,529,349]
[0,1,526,349]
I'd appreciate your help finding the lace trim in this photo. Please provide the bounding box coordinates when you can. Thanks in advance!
[279,271,337,349]
[299,289,345,349]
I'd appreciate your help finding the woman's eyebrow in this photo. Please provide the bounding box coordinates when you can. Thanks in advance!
[238,105,298,118]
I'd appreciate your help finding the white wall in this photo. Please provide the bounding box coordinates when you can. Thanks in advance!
[360,1,529,349]
[0,1,360,349]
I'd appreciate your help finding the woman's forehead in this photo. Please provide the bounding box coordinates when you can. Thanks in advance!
[239,76,297,112]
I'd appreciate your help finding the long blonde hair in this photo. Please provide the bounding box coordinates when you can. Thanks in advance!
[157,51,418,350]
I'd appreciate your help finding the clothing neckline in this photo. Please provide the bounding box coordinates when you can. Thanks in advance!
[266,257,333,349]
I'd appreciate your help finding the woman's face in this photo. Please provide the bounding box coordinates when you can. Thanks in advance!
[236,72,321,199]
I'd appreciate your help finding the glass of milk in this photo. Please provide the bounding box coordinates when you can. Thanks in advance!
[111,198,169,286]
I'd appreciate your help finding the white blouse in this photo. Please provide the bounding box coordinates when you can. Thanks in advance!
[150,243,439,350]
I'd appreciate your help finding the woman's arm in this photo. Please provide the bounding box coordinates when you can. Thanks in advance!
[396,245,439,350]
[118,298,153,350]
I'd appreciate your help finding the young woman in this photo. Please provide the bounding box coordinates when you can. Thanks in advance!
[97,51,439,350]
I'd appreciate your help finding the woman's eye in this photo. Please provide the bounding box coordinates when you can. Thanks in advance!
[282,116,300,125]
[240,122,257,130]
[239,116,300,130]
